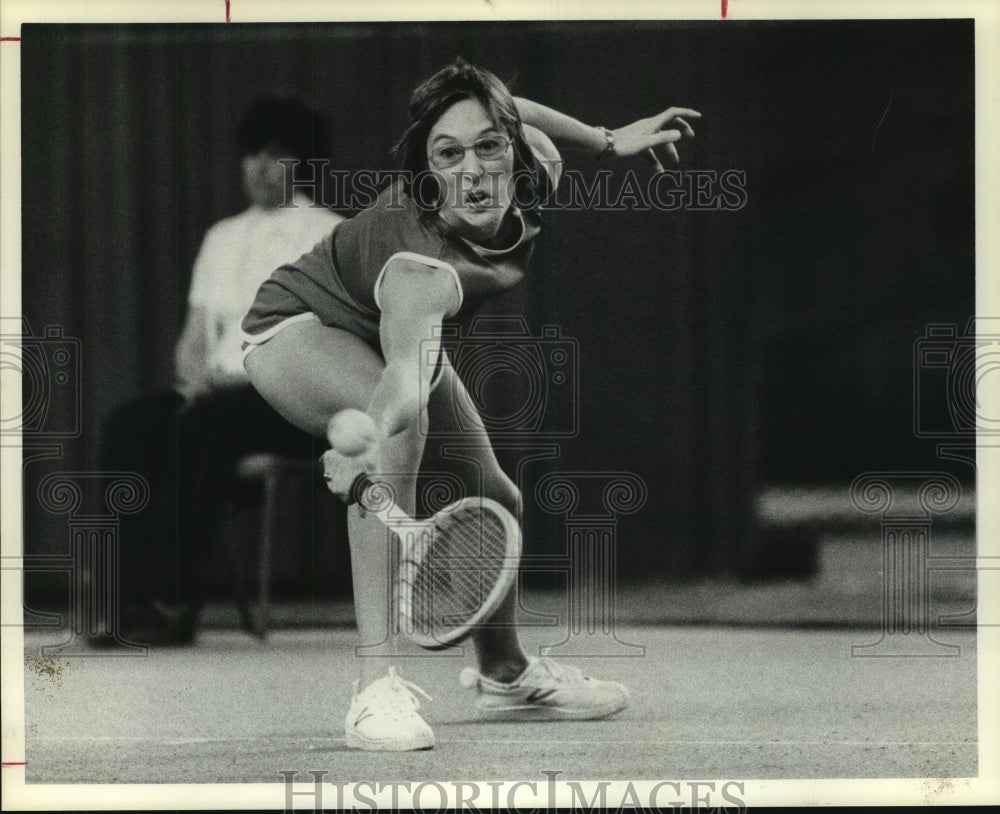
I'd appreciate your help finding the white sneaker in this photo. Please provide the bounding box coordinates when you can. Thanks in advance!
[460,657,630,721]
[344,667,435,751]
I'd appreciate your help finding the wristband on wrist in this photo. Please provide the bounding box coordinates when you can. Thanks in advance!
[595,125,615,159]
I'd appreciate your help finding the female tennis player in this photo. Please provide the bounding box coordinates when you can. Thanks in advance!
[242,59,699,751]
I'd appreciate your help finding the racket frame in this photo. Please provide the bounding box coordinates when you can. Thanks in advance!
[351,474,521,649]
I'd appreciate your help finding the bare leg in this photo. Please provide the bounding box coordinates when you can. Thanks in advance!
[245,265,458,691]
[426,365,631,722]
[244,321,381,436]
[425,363,530,682]
[346,420,427,683]
[245,322,423,685]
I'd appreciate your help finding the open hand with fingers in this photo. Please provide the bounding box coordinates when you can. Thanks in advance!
[320,447,366,501]
[609,107,701,171]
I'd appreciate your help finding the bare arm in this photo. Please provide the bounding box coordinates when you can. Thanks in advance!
[514,96,701,167]
[174,305,210,402]
[321,260,460,476]
[515,98,607,155]
[521,123,563,189]
[367,261,461,439]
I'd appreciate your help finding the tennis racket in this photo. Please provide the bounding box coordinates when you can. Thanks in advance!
[348,473,522,650]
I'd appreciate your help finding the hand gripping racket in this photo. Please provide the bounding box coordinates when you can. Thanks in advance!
[348,473,522,650]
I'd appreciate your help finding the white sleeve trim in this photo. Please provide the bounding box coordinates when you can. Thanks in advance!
[240,312,319,360]
[373,251,464,315]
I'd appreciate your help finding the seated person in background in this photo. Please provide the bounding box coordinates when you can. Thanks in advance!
[175,96,345,402]
[100,95,344,645]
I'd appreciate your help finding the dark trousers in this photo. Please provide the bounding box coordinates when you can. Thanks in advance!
[101,385,323,624]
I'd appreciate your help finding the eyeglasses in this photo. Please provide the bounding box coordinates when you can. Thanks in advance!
[428,135,511,169]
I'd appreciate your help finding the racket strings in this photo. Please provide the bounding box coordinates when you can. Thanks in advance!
[409,506,510,635]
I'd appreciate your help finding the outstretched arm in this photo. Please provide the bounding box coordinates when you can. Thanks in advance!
[325,261,460,472]
[368,262,460,439]
[514,97,701,170]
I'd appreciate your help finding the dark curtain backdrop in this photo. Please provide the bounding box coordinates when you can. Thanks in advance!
[20,21,974,579]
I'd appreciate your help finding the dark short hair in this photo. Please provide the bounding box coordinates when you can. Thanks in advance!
[236,95,329,162]
[391,58,537,217]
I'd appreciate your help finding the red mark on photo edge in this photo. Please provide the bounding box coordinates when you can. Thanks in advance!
[225,0,231,22]
[2,762,27,767]
[1,37,22,42]
[721,0,728,17]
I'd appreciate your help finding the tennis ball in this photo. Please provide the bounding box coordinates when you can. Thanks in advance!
[327,409,382,457]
